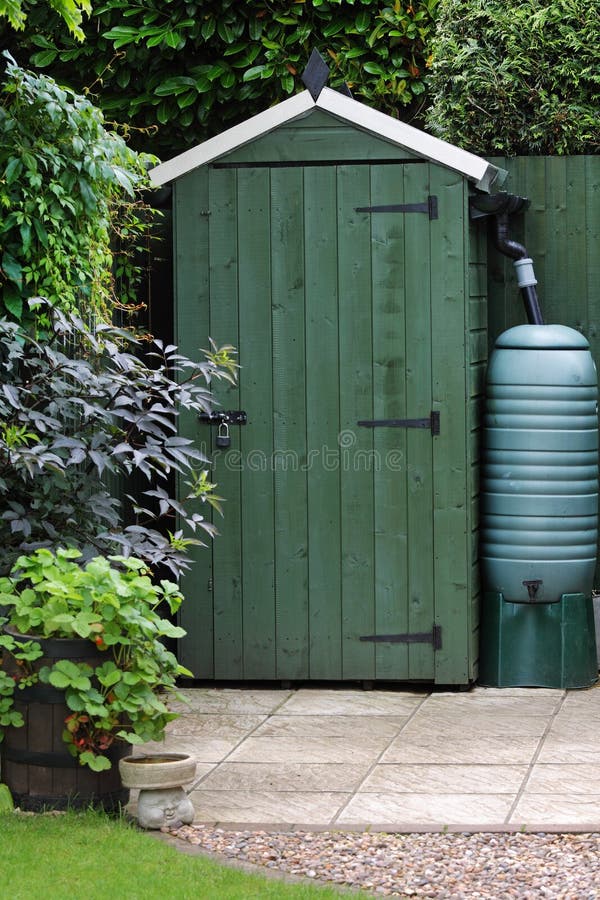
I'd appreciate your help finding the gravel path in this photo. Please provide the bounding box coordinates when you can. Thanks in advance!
[167,826,600,897]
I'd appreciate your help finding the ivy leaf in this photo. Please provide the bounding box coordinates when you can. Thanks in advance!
[3,285,23,321]
[5,157,23,184]
[2,253,22,288]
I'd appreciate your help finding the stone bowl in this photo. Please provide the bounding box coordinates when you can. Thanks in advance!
[119,753,197,790]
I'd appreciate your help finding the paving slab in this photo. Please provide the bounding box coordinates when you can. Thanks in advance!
[336,792,516,826]
[134,681,600,830]
[196,762,367,792]
[380,733,541,764]
[189,790,352,824]
[360,763,529,794]
[279,688,426,716]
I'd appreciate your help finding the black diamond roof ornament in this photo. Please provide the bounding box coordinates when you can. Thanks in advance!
[301,48,330,100]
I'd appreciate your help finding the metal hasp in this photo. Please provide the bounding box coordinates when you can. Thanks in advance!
[358,411,440,435]
[198,410,247,425]
[469,191,544,325]
[360,626,442,650]
[356,196,438,220]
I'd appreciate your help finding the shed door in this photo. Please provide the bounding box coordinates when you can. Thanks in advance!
[186,161,439,681]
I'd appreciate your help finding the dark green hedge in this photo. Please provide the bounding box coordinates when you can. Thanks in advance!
[426,0,600,155]
[1,0,439,156]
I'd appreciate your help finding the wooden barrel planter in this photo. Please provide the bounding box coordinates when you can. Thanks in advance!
[1,628,129,812]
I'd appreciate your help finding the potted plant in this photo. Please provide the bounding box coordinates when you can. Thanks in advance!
[0,547,191,811]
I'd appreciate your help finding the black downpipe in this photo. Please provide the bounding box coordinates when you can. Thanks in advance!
[520,285,544,326]
[470,192,545,326]
[493,212,544,326]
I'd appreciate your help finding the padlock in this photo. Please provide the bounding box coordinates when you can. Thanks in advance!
[216,421,231,449]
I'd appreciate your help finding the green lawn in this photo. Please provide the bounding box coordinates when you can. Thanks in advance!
[0,811,359,900]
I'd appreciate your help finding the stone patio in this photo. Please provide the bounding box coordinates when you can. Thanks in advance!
[135,683,600,831]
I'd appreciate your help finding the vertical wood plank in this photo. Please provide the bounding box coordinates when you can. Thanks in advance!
[485,156,511,343]
[304,166,343,679]
[208,167,243,679]
[520,157,547,328]
[337,165,376,679]
[369,164,409,680]
[174,172,214,678]
[404,163,435,681]
[430,167,470,685]
[586,157,600,358]
[544,157,569,327]
[237,168,277,678]
[25,703,53,797]
[565,156,588,332]
[467,216,488,682]
[585,157,600,588]
[271,167,309,680]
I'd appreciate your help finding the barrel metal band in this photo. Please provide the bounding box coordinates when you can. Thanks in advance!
[2,746,79,768]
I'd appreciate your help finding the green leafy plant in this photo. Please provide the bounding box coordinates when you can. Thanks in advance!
[0,547,190,771]
[426,0,600,155]
[0,0,90,39]
[0,53,157,323]
[1,0,440,156]
[0,298,236,578]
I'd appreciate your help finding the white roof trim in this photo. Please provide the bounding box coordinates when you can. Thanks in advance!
[150,86,502,192]
[150,91,314,186]
[317,88,499,192]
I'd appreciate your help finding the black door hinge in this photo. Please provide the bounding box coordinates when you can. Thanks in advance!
[356,195,438,220]
[357,411,440,436]
[360,625,442,650]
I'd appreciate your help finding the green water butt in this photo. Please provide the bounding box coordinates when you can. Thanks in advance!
[481,324,598,605]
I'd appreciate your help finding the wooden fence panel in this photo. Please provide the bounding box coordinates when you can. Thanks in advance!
[486,157,600,352]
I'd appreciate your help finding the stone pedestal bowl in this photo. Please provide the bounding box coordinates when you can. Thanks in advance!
[119,753,197,830]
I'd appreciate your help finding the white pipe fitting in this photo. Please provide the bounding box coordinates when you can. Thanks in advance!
[513,257,538,288]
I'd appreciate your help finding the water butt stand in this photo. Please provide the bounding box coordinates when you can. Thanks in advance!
[479,324,599,688]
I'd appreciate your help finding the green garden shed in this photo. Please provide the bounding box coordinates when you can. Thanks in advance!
[151,82,506,686]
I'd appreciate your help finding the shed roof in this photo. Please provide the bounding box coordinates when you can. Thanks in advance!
[150,87,504,193]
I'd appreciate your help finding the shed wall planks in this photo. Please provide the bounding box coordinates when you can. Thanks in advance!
[174,171,214,678]
[403,162,435,681]
[304,166,343,679]
[237,168,277,679]
[271,167,310,680]
[370,165,409,680]
[430,168,471,684]
[172,130,492,684]
[208,169,244,679]
[337,164,377,680]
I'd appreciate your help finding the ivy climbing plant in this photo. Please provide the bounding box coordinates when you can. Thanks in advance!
[1,0,440,156]
[0,53,156,323]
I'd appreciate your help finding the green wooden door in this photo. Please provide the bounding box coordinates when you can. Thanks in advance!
[185,161,441,681]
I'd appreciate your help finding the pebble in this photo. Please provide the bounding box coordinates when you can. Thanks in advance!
[166,826,600,897]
